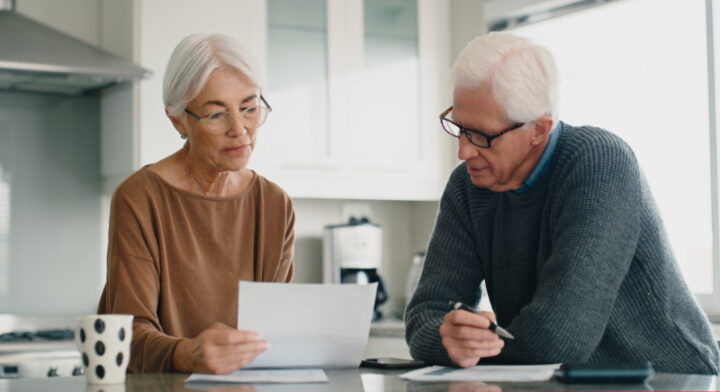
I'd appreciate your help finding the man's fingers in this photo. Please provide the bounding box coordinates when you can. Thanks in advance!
[450,325,501,341]
[478,311,496,323]
[440,321,502,342]
[445,310,492,329]
[447,345,503,365]
[443,335,504,351]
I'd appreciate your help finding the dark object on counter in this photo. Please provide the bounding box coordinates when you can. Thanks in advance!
[341,268,388,321]
[361,357,426,370]
[554,362,654,384]
[0,329,75,342]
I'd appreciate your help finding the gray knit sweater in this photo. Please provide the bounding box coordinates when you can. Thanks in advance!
[405,123,720,374]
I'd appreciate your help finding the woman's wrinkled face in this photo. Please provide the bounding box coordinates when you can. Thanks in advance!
[177,67,261,173]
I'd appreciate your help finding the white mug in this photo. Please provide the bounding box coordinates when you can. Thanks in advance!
[75,314,133,384]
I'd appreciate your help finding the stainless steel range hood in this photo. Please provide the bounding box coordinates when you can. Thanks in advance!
[0,0,150,95]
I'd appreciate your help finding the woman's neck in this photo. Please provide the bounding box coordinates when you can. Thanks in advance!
[175,145,249,197]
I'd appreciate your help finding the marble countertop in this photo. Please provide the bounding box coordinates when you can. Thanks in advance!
[2,369,718,392]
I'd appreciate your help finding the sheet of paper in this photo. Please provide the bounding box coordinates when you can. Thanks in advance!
[401,364,561,382]
[185,369,328,384]
[237,281,377,369]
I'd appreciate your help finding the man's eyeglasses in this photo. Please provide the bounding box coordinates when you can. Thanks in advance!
[440,106,525,148]
[185,95,272,134]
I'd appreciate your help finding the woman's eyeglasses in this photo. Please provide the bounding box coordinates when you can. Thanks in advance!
[185,95,272,134]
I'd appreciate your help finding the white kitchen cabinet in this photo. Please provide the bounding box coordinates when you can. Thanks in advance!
[253,0,455,200]
[100,0,455,200]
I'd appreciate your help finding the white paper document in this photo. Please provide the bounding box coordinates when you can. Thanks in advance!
[401,364,561,382]
[185,369,328,384]
[236,281,377,369]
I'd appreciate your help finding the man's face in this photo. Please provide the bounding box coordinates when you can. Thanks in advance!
[452,85,538,192]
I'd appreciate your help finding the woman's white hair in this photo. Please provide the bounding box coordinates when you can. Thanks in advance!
[163,33,263,118]
[451,32,559,124]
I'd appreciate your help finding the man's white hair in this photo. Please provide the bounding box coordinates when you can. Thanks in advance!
[451,32,559,124]
[163,33,263,118]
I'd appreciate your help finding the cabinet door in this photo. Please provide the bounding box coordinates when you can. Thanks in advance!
[252,0,332,170]
[254,0,453,200]
[351,0,420,170]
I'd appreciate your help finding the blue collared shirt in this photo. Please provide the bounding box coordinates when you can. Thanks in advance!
[513,122,563,194]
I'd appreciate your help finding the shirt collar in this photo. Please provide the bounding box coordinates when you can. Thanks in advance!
[512,121,563,195]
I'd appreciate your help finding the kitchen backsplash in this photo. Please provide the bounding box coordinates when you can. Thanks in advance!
[0,91,103,315]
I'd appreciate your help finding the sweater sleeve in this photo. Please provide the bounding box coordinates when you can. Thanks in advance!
[488,137,644,364]
[404,165,485,365]
[97,187,181,373]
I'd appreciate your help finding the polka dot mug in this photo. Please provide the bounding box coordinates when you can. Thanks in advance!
[75,315,133,384]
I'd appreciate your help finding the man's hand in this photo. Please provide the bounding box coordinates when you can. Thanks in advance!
[173,322,269,374]
[439,310,504,368]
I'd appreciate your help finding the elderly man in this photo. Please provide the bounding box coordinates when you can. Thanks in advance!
[405,32,719,374]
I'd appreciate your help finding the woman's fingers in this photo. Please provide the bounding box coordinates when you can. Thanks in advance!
[192,323,270,374]
[212,340,270,364]
[204,342,268,374]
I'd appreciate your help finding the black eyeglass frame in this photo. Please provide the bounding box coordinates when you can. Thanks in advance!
[440,106,525,148]
[184,95,273,124]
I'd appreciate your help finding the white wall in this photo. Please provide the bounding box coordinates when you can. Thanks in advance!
[16,0,99,46]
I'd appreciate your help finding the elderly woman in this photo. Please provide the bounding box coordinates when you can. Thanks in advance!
[98,33,294,374]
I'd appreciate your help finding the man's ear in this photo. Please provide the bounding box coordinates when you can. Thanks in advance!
[166,107,188,139]
[530,115,553,146]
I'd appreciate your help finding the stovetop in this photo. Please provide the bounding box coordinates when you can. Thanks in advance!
[0,329,75,343]
[0,316,82,378]
[0,315,79,355]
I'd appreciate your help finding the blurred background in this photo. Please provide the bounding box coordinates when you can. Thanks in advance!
[0,1,718,366]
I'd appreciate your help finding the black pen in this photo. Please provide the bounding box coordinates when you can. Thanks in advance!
[448,301,515,340]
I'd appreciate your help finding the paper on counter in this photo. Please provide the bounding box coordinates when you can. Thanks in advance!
[237,281,377,369]
[401,364,561,382]
[185,368,327,384]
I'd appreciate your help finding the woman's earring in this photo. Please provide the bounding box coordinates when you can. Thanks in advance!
[181,134,187,139]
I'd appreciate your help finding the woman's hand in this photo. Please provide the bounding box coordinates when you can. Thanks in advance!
[173,322,269,374]
[439,310,504,368]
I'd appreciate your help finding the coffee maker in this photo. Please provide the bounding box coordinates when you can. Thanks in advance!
[323,217,388,320]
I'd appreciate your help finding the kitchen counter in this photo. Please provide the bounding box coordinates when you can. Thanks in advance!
[1,369,717,392]
[370,317,405,338]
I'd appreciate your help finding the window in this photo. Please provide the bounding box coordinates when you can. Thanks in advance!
[507,0,720,312]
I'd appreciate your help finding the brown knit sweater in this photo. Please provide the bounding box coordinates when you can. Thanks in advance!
[98,167,295,373]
